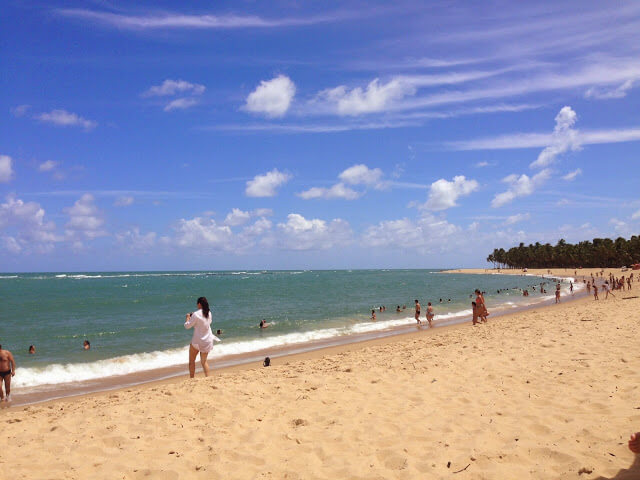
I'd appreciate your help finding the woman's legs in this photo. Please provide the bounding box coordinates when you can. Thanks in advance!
[188,344,199,378]
[200,351,210,377]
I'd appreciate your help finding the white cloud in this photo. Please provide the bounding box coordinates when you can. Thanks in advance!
[114,196,134,207]
[530,106,580,169]
[164,97,200,111]
[57,8,349,29]
[244,75,296,118]
[64,194,107,239]
[143,79,205,97]
[0,155,14,183]
[35,109,97,130]
[224,208,251,226]
[252,208,273,217]
[475,161,491,167]
[297,183,361,200]
[492,169,551,207]
[174,217,233,250]
[0,196,60,253]
[562,168,582,181]
[242,217,273,237]
[361,212,460,252]
[277,213,352,250]
[424,176,479,210]
[338,164,384,188]
[631,210,640,220]
[38,160,58,172]
[115,227,157,251]
[504,213,531,225]
[585,79,635,99]
[245,169,292,197]
[316,78,416,116]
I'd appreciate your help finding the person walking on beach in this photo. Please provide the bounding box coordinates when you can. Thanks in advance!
[414,300,422,324]
[475,289,488,323]
[603,281,615,299]
[593,284,599,300]
[555,283,561,303]
[184,296,215,378]
[425,302,434,327]
[0,345,16,402]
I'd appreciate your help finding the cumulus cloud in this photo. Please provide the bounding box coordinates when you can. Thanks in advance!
[299,164,385,200]
[361,212,460,252]
[297,183,361,200]
[164,97,200,111]
[244,75,296,118]
[64,194,107,239]
[245,169,292,197]
[252,208,273,217]
[224,208,251,226]
[338,164,384,188]
[585,79,634,100]
[562,168,582,181]
[276,213,352,250]
[142,79,205,97]
[0,155,14,183]
[35,109,97,130]
[174,217,233,249]
[492,169,551,207]
[530,106,580,168]
[0,196,60,253]
[504,213,531,225]
[114,196,134,207]
[115,227,156,251]
[424,176,479,210]
[316,78,416,116]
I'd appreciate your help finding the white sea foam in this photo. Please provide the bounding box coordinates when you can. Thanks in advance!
[0,275,18,279]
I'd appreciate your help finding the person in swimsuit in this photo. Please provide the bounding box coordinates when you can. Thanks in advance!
[0,345,16,402]
[555,283,561,303]
[28,345,35,354]
[259,319,270,329]
[371,310,376,321]
[475,289,488,323]
[425,302,434,327]
[83,340,90,350]
[184,296,215,378]
[414,300,421,324]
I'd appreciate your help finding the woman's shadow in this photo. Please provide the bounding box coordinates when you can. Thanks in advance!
[594,455,640,480]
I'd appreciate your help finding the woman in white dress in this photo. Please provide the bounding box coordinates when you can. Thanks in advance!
[184,296,215,378]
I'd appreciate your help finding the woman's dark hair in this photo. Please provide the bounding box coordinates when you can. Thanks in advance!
[197,296,210,319]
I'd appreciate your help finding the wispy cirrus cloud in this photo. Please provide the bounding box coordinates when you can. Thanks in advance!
[445,127,640,151]
[56,8,356,30]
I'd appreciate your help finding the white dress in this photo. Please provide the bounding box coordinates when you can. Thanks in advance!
[184,308,215,353]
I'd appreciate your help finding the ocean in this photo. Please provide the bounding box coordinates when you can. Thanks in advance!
[0,269,578,402]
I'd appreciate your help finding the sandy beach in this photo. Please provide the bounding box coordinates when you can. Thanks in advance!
[1,268,639,479]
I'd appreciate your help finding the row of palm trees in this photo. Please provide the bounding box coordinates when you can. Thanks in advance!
[486,235,640,269]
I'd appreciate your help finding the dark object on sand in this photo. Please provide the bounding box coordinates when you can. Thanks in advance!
[263,357,271,367]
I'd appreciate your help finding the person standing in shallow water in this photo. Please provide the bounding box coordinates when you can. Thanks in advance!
[184,296,214,378]
[414,300,421,325]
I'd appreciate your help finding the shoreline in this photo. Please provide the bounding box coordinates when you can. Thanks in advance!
[2,266,638,479]
[8,270,585,408]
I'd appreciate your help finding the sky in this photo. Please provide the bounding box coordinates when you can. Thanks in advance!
[1,1,640,271]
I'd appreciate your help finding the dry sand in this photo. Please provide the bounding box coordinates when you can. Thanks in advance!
[1,268,639,479]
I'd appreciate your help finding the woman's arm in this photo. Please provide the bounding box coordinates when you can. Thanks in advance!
[184,313,195,329]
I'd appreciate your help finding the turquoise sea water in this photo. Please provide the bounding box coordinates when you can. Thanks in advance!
[0,270,575,391]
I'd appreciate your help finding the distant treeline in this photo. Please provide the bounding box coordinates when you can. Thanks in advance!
[486,236,640,269]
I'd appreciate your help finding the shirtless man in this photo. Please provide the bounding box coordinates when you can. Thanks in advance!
[414,300,422,324]
[0,345,16,402]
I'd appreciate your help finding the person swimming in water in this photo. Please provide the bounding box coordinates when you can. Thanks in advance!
[259,319,270,329]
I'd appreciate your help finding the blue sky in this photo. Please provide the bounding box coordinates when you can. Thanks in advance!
[1,1,639,271]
